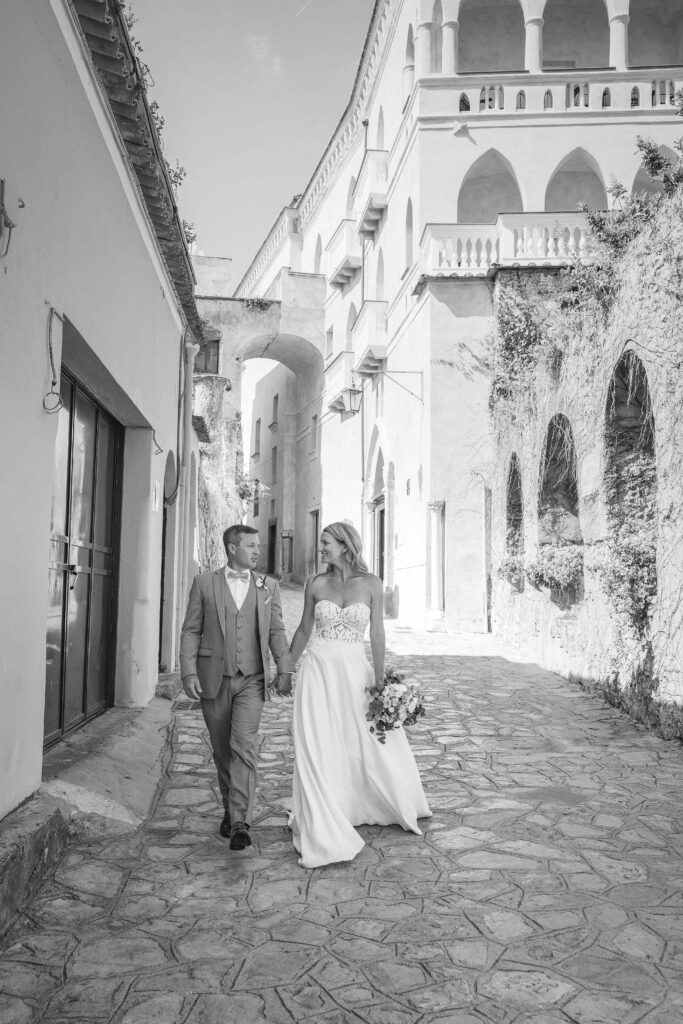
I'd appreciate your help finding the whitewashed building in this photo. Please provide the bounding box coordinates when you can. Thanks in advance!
[0,0,202,821]
[235,0,682,631]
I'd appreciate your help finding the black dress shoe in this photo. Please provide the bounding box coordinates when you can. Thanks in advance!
[229,822,251,851]
[219,810,231,838]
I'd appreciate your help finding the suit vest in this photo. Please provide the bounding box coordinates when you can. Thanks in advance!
[223,577,263,677]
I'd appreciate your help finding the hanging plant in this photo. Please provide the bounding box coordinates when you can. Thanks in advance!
[526,544,584,592]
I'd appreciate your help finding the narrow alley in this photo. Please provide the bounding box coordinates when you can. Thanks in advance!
[1,588,682,1024]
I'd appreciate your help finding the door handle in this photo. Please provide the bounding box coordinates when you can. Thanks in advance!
[67,564,78,591]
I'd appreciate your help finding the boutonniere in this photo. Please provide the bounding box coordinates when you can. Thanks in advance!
[255,574,272,604]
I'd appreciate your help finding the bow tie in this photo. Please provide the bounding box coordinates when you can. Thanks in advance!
[227,571,250,581]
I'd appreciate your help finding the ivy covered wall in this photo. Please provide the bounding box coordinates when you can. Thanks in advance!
[490,158,683,737]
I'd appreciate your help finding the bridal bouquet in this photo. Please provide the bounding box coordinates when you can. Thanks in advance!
[366,669,425,744]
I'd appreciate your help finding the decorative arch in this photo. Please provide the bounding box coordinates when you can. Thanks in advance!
[543,0,609,68]
[376,248,385,300]
[376,107,385,150]
[545,148,607,212]
[516,90,526,110]
[457,149,524,223]
[405,198,414,269]
[346,303,357,351]
[346,176,356,219]
[404,24,415,99]
[459,92,471,112]
[313,234,323,275]
[544,90,553,110]
[538,414,582,546]
[431,0,443,72]
[457,0,524,73]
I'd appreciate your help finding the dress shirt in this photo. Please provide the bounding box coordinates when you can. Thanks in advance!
[225,565,250,609]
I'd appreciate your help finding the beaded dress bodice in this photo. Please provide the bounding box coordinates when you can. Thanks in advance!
[314,600,370,643]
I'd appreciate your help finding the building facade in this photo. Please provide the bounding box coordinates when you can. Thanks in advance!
[0,0,202,821]
[234,0,683,635]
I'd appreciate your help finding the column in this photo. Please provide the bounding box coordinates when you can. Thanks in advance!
[442,0,463,74]
[415,0,433,78]
[519,0,547,74]
[428,499,445,620]
[605,0,630,70]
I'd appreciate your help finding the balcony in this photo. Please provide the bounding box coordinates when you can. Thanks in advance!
[353,149,389,240]
[325,350,355,412]
[326,219,361,289]
[420,212,589,278]
[419,67,683,120]
[352,301,388,377]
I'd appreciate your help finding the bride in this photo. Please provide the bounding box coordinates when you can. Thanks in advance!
[287,521,431,868]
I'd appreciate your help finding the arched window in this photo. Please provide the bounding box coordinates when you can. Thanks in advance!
[431,0,443,73]
[505,453,524,590]
[313,234,322,275]
[538,414,582,546]
[376,248,385,300]
[405,199,414,270]
[544,90,553,110]
[507,453,524,554]
[346,303,357,352]
[604,351,658,636]
[404,25,415,100]
[516,90,526,111]
[459,93,470,112]
[479,88,487,112]
[376,107,385,150]
[631,86,640,108]
[346,176,356,219]
[602,88,611,108]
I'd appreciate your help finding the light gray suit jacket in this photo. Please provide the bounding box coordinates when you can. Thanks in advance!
[179,569,293,700]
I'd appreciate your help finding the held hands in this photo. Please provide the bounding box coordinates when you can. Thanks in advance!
[269,672,293,697]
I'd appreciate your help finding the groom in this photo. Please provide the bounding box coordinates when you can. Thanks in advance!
[180,524,293,850]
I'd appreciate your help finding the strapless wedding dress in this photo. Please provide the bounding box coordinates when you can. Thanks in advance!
[289,599,431,868]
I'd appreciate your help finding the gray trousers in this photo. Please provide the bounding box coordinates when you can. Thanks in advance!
[200,672,265,825]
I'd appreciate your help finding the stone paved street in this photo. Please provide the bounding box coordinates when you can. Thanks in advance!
[2,587,683,1023]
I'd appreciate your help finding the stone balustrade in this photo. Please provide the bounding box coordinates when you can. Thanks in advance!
[424,67,683,118]
[421,212,590,276]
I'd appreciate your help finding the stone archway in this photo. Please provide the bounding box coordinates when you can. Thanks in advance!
[545,148,608,212]
[195,269,326,583]
[458,149,524,223]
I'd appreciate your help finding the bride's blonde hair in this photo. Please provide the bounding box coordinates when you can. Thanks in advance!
[322,521,369,575]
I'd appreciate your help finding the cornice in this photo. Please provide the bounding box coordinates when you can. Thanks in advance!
[236,0,403,297]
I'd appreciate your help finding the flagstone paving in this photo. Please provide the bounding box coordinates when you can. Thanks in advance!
[2,588,683,1023]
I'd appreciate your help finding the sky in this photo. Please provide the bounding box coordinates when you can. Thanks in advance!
[129,0,374,288]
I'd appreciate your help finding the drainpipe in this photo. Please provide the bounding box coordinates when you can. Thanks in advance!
[180,334,200,609]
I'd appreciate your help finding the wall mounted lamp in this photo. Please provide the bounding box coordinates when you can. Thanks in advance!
[341,385,363,415]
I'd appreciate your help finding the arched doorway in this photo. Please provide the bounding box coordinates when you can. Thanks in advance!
[538,414,582,546]
[372,450,386,581]
[458,149,524,223]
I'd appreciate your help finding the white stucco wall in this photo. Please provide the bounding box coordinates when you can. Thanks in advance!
[0,0,192,819]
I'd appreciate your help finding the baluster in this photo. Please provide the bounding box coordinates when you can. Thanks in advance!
[445,239,454,268]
